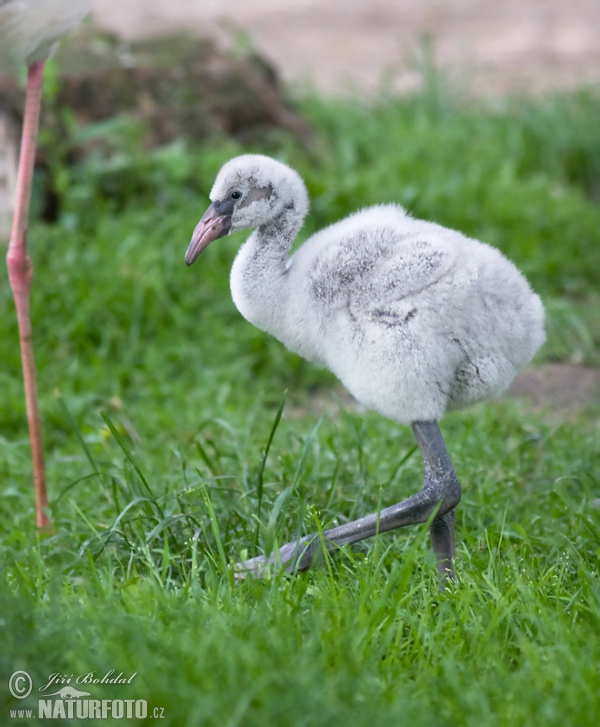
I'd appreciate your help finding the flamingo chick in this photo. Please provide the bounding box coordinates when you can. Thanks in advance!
[1,0,93,527]
[185,154,545,581]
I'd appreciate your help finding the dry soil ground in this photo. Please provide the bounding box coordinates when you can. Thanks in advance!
[92,0,600,96]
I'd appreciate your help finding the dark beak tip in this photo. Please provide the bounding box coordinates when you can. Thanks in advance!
[184,244,196,267]
[185,243,202,266]
[186,204,232,266]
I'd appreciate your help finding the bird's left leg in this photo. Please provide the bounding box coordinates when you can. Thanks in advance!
[5,62,49,528]
[236,421,461,581]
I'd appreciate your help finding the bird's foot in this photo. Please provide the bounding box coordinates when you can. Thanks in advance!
[435,561,456,592]
[234,535,322,579]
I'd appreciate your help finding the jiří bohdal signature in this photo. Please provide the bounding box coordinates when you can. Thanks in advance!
[39,670,137,693]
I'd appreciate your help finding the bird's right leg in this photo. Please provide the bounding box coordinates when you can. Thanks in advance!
[235,421,461,583]
[5,62,49,528]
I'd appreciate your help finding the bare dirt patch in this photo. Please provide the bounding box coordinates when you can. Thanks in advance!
[92,0,600,96]
[287,364,600,420]
[507,364,600,412]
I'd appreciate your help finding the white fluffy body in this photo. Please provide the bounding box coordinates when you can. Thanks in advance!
[0,0,92,69]
[207,154,545,425]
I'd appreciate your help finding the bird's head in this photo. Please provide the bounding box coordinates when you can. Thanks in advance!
[185,154,308,265]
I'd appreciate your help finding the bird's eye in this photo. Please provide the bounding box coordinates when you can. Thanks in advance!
[229,190,242,200]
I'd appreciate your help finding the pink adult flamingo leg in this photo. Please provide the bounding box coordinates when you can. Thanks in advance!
[5,61,49,528]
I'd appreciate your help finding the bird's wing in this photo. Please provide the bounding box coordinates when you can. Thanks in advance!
[306,213,457,326]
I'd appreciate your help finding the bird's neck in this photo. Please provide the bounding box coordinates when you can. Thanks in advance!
[230,211,301,339]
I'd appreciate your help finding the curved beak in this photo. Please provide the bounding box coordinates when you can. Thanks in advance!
[185,202,232,266]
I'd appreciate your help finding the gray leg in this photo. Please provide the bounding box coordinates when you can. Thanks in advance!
[235,421,461,580]
[430,509,456,584]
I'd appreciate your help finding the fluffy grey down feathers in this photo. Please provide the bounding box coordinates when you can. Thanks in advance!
[209,154,545,424]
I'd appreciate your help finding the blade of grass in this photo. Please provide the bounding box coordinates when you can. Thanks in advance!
[101,411,163,518]
[200,484,229,575]
[56,392,100,476]
[255,392,287,543]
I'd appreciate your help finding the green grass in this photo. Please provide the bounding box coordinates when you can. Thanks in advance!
[1,79,600,725]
